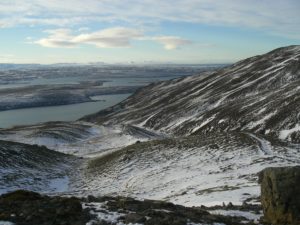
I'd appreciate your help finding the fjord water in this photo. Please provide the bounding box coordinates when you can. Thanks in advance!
[0,94,130,128]
[0,65,218,128]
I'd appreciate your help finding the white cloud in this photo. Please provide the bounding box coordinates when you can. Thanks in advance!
[34,27,194,50]
[0,0,299,39]
[34,27,145,49]
[73,27,142,48]
[151,36,192,50]
[35,29,76,48]
[35,39,77,48]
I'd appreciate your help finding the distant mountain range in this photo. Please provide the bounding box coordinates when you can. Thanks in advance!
[0,63,42,70]
[0,63,94,70]
[0,62,228,70]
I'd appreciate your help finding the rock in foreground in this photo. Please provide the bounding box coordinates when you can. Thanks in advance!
[0,190,91,225]
[259,166,300,225]
[0,190,261,225]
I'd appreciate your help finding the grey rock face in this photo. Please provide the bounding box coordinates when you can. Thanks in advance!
[259,166,300,225]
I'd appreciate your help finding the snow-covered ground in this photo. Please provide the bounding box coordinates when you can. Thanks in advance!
[0,121,166,197]
[0,122,163,157]
[0,221,15,225]
[83,202,129,225]
[0,140,77,195]
[1,119,299,208]
[209,209,262,224]
[79,132,300,207]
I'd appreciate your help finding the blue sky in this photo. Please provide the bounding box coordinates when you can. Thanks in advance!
[0,0,299,64]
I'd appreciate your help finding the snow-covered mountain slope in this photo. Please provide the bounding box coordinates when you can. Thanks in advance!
[82,46,300,143]
[0,46,299,211]
[79,132,300,207]
[0,140,78,195]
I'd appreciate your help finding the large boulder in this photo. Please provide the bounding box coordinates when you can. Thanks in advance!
[259,166,300,225]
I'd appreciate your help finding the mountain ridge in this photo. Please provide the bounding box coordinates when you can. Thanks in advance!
[82,45,300,143]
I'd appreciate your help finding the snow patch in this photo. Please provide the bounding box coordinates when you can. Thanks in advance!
[218,119,226,124]
[0,222,15,225]
[247,111,277,129]
[209,209,262,223]
[246,133,273,155]
[192,115,216,133]
[48,176,69,193]
[83,202,143,225]
[279,124,300,140]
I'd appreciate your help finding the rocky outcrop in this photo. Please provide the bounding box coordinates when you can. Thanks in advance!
[0,190,91,225]
[0,190,261,225]
[259,166,300,225]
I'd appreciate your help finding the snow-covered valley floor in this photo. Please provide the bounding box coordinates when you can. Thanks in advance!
[1,121,299,209]
[81,131,300,207]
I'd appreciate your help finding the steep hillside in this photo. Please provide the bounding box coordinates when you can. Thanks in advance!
[82,46,300,143]
[0,140,78,194]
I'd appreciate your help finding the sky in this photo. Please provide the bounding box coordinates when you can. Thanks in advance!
[0,0,299,64]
